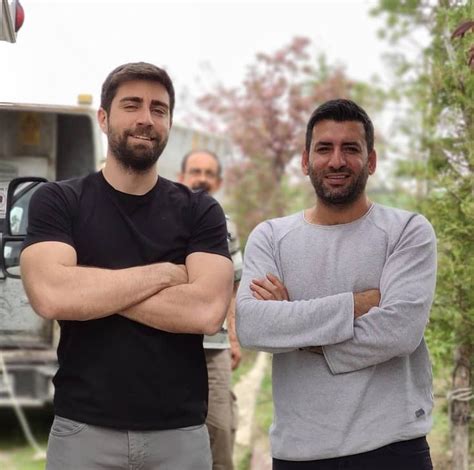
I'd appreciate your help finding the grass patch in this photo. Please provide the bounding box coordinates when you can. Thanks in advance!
[10,448,46,470]
[0,407,50,470]
[236,447,252,470]
[428,395,451,469]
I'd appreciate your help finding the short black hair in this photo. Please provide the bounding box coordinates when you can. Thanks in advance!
[305,99,374,153]
[100,62,175,122]
[181,149,222,178]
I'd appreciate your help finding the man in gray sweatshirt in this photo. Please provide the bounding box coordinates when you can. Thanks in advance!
[236,99,436,469]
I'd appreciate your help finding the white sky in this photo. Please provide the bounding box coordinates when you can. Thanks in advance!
[1,0,391,123]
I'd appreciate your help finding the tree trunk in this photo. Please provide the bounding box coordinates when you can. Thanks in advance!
[450,344,471,470]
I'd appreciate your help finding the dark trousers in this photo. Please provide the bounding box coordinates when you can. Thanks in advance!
[273,437,433,470]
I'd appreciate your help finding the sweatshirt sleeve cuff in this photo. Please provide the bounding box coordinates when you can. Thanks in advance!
[322,292,354,373]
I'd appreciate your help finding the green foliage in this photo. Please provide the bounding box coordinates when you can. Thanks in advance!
[374,0,474,372]
[424,178,474,370]
[374,4,473,464]
[236,449,252,470]
[368,186,418,211]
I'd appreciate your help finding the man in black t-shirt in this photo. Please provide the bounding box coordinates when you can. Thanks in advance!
[20,62,234,470]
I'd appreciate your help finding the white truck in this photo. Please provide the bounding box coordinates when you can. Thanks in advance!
[0,98,232,408]
[0,100,103,407]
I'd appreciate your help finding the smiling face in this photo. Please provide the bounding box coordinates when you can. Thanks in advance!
[302,119,376,206]
[98,79,171,173]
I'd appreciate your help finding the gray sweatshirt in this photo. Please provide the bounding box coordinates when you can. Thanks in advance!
[236,204,437,460]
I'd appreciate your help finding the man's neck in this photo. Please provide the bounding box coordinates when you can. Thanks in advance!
[305,195,373,226]
[102,154,158,195]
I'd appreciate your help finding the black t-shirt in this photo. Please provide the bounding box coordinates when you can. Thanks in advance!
[24,171,230,430]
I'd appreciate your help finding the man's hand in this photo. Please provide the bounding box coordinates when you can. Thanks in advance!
[230,339,241,370]
[353,289,380,319]
[120,253,233,335]
[250,273,289,301]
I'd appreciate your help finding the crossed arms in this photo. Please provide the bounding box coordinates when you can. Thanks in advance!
[250,273,380,354]
[236,216,437,374]
[21,241,234,335]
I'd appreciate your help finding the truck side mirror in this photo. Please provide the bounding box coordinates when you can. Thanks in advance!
[1,177,47,278]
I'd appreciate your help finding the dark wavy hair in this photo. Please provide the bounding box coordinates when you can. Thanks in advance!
[100,62,175,122]
[305,99,374,153]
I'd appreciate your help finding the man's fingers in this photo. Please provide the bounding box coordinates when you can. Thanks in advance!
[252,277,274,290]
[251,274,289,301]
[250,283,273,300]
[252,278,278,295]
[266,273,289,300]
[266,273,282,284]
[251,291,265,301]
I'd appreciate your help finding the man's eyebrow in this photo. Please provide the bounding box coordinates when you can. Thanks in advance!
[314,140,361,146]
[119,96,143,104]
[314,140,333,146]
[118,97,169,110]
[341,141,362,147]
[150,99,169,110]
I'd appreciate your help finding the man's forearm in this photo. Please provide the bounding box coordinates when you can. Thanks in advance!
[121,252,233,334]
[227,283,241,369]
[227,283,239,343]
[23,261,186,321]
[300,289,380,354]
[323,216,437,374]
[246,273,378,354]
[236,288,355,353]
[227,298,238,345]
[121,280,231,335]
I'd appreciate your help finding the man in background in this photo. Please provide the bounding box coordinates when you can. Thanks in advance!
[179,149,242,470]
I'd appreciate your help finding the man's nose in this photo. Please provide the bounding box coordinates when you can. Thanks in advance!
[136,107,154,126]
[328,148,346,169]
[198,172,209,183]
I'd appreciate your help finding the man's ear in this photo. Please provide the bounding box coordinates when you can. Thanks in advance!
[368,149,377,175]
[97,108,108,134]
[301,150,310,176]
[177,172,185,183]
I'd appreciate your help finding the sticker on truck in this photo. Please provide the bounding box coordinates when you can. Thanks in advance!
[0,181,8,218]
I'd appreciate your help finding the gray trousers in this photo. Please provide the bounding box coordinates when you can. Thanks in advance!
[46,415,212,470]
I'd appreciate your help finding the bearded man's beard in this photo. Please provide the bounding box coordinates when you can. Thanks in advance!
[108,125,168,173]
[309,164,369,206]
[190,181,212,193]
